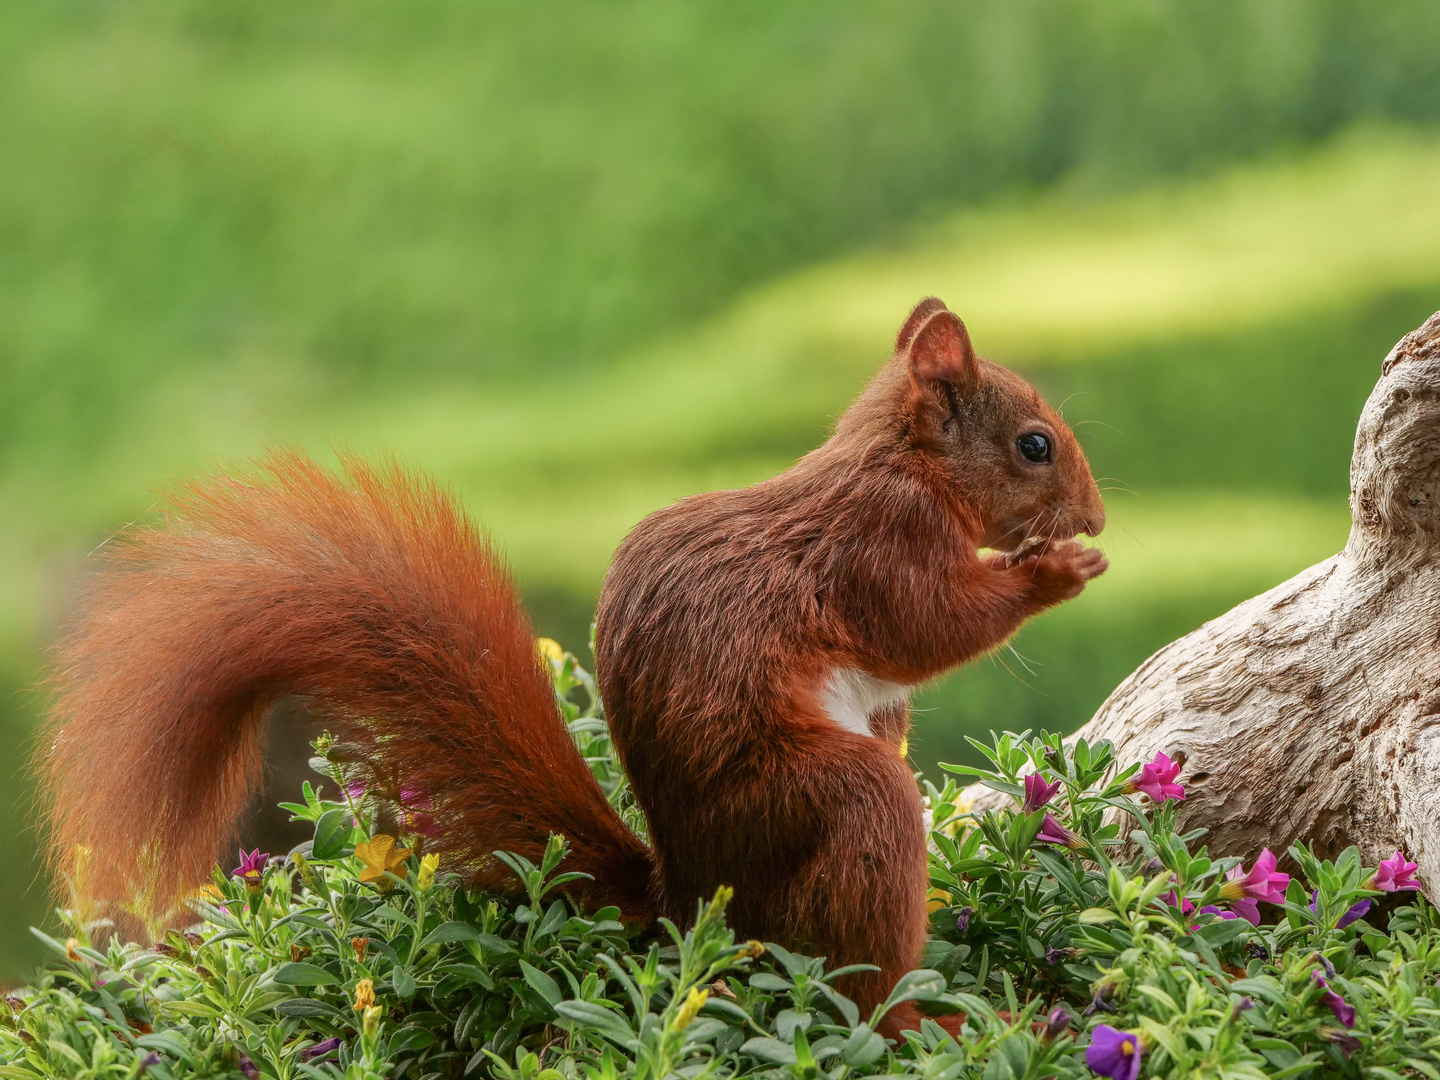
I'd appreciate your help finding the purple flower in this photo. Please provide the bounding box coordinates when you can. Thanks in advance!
[1312,971,1356,1028]
[231,849,269,895]
[1036,814,1084,851]
[1086,1025,1142,1080]
[1219,849,1289,924]
[237,1052,259,1079]
[1022,773,1062,812]
[1199,905,1237,920]
[1084,985,1116,1017]
[302,1037,342,1063]
[1371,850,1420,892]
[1043,1005,1072,1041]
[138,1052,160,1073]
[953,905,974,933]
[1309,890,1371,929]
[1319,1027,1361,1057]
[1231,996,1254,1019]
[1125,752,1185,802]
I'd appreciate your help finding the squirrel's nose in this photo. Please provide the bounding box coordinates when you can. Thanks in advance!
[1080,501,1106,537]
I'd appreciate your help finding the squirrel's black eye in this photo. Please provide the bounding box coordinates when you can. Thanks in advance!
[1017,432,1051,463]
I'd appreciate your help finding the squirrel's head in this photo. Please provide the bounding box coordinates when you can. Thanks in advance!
[884,297,1105,550]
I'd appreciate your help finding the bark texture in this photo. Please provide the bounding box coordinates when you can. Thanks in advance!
[966,311,1440,888]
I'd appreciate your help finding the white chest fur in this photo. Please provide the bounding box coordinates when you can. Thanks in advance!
[818,667,909,737]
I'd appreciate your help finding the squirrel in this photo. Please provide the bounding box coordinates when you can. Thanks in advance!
[39,297,1105,1036]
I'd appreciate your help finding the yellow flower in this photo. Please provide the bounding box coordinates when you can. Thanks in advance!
[354,835,412,888]
[926,888,952,914]
[739,940,765,960]
[64,938,81,963]
[536,637,566,671]
[417,853,440,891]
[353,978,376,1011]
[672,986,708,1031]
[897,736,909,758]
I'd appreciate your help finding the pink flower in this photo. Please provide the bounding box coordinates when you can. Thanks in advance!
[1312,971,1356,1028]
[1218,848,1289,924]
[1370,850,1420,892]
[231,849,269,895]
[1036,814,1084,851]
[1022,773,1062,812]
[1161,891,1194,915]
[1125,752,1185,802]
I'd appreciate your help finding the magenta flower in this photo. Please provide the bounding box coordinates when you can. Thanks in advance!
[1086,1025,1142,1080]
[1022,773,1062,812]
[1036,814,1084,851]
[1370,850,1420,892]
[1125,752,1185,802]
[1312,971,1356,1028]
[231,849,269,895]
[1161,890,1194,915]
[1219,848,1289,924]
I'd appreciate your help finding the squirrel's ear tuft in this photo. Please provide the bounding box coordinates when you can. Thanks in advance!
[895,297,949,354]
[906,308,977,388]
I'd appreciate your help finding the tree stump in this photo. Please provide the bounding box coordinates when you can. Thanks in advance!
[966,311,1440,888]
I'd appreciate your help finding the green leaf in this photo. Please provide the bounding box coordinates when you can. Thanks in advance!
[419,921,482,949]
[272,962,339,986]
[739,1037,798,1064]
[841,1024,886,1068]
[748,973,792,992]
[311,807,352,860]
[519,960,562,1008]
[392,966,417,999]
[554,1000,636,1047]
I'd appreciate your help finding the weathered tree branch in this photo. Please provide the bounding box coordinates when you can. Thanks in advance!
[968,311,1440,888]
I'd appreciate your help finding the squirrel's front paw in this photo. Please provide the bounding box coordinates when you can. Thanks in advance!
[1020,540,1108,605]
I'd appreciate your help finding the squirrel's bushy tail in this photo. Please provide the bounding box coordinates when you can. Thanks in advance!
[40,452,656,924]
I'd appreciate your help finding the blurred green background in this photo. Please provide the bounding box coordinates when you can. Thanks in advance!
[5,0,1440,976]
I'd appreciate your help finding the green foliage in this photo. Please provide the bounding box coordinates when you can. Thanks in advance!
[5,644,1440,1079]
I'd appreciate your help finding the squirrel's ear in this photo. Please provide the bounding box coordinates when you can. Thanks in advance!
[906,308,977,388]
[895,297,949,354]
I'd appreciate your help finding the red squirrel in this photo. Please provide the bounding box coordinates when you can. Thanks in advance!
[40,298,1105,1034]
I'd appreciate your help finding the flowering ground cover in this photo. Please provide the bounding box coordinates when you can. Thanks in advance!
[3,644,1438,1079]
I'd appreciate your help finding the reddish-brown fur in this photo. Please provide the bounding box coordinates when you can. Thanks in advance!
[39,299,1104,1037]
[40,455,655,922]
[597,301,1104,1027]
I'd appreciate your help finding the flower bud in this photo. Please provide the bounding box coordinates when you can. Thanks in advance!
[289,945,311,963]
[291,852,315,887]
[417,853,440,891]
[1042,1005,1072,1042]
[65,938,82,963]
[672,986,709,1031]
[362,1004,383,1039]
